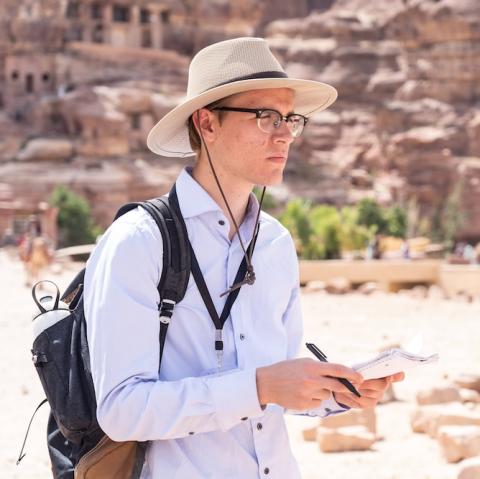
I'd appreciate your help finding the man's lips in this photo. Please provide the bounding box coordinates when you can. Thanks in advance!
[266,155,287,163]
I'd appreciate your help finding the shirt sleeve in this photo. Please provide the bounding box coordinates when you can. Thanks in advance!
[84,209,264,442]
[281,233,350,418]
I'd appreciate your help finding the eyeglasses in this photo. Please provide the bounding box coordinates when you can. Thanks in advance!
[211,107,309,138]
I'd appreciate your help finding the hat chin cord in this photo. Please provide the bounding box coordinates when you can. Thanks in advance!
[196,111,266,297]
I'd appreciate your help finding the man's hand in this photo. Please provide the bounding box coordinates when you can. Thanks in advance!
[256,359,363,411]
[333,372,405,409]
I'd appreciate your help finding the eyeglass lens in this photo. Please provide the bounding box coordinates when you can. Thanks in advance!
[258,110,306,138]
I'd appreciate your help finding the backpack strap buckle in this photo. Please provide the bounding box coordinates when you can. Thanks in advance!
[159,299,176,324]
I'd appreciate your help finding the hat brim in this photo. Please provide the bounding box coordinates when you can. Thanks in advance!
[147,78,337,158]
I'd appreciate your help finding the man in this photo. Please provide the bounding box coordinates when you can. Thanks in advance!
[84,37,403,478]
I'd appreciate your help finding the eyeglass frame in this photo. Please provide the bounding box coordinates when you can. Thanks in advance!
[210,106,309,137]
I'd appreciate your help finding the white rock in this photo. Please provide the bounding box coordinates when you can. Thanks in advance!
[416,385,462,405]
[317,426,376,452]
[458,456,480,479]
[437,425,480,463]
[320,407,376,433]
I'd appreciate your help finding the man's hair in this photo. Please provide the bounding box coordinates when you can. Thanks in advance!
[187,98,228,153]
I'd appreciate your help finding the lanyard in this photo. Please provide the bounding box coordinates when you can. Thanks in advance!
[169,186,260,369]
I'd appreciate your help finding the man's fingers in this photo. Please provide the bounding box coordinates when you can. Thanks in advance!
[359,378,390,392]
[390,372,405,382]
[314,377,359,395]
[312,362,363,384]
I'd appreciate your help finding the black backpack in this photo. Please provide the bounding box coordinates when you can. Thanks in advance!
[18,193,191,479]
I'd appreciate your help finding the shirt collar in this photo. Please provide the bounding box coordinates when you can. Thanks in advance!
[175,167,260,225]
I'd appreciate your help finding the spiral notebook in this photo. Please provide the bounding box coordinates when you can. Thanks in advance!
[352,348,439,380]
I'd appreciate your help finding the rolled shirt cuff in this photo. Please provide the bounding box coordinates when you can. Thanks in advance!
[287,393,350,417]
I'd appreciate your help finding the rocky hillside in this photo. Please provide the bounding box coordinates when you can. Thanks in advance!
[1,0,479,240]
[268,0,480,240]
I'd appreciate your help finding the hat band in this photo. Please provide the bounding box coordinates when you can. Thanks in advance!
[205,71,289,92]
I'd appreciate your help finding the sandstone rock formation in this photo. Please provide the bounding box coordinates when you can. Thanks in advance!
[2,0,480,241]
[267,0,480,241]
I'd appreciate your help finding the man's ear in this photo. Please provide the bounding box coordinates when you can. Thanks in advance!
[192,108,218,144]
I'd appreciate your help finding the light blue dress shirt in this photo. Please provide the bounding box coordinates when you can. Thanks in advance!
[84,167,345,478]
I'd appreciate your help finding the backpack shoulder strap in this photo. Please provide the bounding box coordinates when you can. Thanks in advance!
[113,195,190,369]
[139,196,191,369]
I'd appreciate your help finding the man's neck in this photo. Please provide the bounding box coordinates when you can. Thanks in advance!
[191,161,253,241]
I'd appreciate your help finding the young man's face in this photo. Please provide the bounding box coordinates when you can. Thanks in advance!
[205,88,296,187]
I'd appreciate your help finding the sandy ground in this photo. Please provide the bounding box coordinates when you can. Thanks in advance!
[1,248,479,479]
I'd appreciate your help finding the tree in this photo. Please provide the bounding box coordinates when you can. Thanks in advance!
[356,198,387,234]
[385,205,407,238]
[50,185,101,247]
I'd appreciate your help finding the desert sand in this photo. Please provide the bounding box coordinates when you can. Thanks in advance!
[1,248,478,478]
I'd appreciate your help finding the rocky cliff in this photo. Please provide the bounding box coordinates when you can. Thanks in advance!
[1,0,480,240]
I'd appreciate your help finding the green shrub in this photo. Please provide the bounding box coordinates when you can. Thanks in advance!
[278,197,409,259]
[385,205,408,238]
[339,206,375,252]
[356,198,387,233]
[278,200,341,259]
[50,185,102,247]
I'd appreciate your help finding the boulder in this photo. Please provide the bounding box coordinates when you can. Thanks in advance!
[357,282,379,295]
[428,285,448,300]
[325,277,352,295]
[460,389,480,404]
[458,457,480,479]
[317,426,376,452]
[305,280,327,293]
[455,374,480,393]
[416,385,462,405]
[437,425,480,463]
[320,407,376,434]
[302,426,318,442]
[411,285,429,299]
[410,403,480,438]
[17,139,73,162]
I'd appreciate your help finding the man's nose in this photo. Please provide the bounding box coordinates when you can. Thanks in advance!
[272,120,295,144]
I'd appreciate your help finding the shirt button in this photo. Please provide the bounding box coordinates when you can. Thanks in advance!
[325,408,331,413]
[188,431,194,435]
[241,417,248,421]
[218,220,225,225]
[264,467,270,474]
[239,333,245,340]
[257,423,263,430]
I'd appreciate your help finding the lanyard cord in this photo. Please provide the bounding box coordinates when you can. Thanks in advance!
[195,110,267,296]
[169,188,260,369]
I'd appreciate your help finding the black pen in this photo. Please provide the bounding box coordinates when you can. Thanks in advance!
[305,342,362,398]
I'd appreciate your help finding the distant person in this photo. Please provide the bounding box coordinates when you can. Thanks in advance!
[463,243,476,264]
[401,239,410,259]
[19,218,53,287]
[367,234,382,260]
[1,227,15,247]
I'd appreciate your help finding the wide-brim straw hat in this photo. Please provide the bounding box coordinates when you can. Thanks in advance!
[147,37,337,158]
